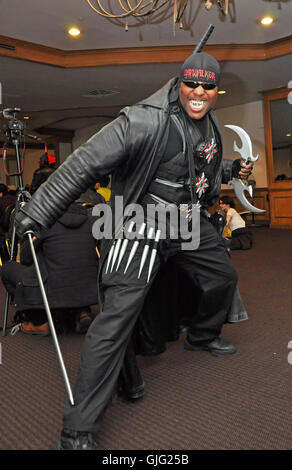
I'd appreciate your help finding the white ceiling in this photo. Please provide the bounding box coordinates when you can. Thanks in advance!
[0,0,291,137]
[1,0,292,49]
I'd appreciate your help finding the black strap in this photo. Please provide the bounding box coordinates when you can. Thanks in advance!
[176,110,200,205]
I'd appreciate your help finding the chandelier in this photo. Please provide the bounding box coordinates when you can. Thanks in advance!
[86,1,230,30]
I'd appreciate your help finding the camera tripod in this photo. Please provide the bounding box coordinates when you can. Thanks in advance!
[0,109,74,405]
[1,109,31,336]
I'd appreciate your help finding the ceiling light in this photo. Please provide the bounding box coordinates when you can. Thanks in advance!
[218,90,226,95]
[68,27,81,37]
[204,0,213,11]
[260,16,274,26]
[86,0,230,31]
[286,133,292,137]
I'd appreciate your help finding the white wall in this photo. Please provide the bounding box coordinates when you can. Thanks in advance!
[72,121,112,151]
[216,100,268,189]
[0,148,47,188]
[59,142,73,165]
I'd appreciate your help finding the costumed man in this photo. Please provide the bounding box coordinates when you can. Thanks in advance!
[15,51,253,450]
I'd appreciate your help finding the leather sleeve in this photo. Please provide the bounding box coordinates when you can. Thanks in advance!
[21,114,130,228]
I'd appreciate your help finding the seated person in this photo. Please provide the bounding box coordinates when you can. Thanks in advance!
[94,176,111,203]
[219,196,253,250]
[1,189,101,335]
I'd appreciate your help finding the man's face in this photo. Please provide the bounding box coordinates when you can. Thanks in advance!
[179,81,218,120]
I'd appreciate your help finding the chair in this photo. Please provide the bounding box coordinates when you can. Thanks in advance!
[239,211,251,224]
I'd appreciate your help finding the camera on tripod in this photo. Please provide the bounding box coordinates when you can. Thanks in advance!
[1,108,25,143]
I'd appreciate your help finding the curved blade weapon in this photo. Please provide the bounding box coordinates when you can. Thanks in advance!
[225,124,259,164]
[224,124,265,214]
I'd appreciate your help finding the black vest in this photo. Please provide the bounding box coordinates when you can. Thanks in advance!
[145,105,218,206]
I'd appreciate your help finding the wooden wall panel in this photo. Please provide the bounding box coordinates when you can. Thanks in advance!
[270,190,292,227]
[0,34,291,68]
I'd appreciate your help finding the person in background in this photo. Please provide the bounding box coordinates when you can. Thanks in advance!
[94,176,111,203]
[0,183,16,232]
[1,188,101,335]
[219,196,253,250]
[7,185,17,196]
[30,152,56,194]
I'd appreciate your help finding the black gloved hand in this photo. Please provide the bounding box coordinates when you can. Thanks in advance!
[232,158,254,179]
[14,208,42,238]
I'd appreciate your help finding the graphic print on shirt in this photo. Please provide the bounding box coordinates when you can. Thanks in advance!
[195,172,209,198]
[198,138,217,164]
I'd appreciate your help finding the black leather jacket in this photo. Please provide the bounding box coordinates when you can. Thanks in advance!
[18,78,233,230]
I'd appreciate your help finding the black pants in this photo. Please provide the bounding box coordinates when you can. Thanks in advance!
[62,215,237,432]
[230,227,253,250]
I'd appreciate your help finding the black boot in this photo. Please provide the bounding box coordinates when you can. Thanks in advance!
[118,339,145,401]
[58,428,98,450]
[184,337,237,356]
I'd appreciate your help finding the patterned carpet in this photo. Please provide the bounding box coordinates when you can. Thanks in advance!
[0,227,291,450]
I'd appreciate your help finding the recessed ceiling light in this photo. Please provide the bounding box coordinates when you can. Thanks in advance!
[260,16,274,26]
[68,27,81,37]
[218,90,226,95]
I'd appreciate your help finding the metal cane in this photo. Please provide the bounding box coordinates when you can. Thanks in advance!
[26,231,74,406]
